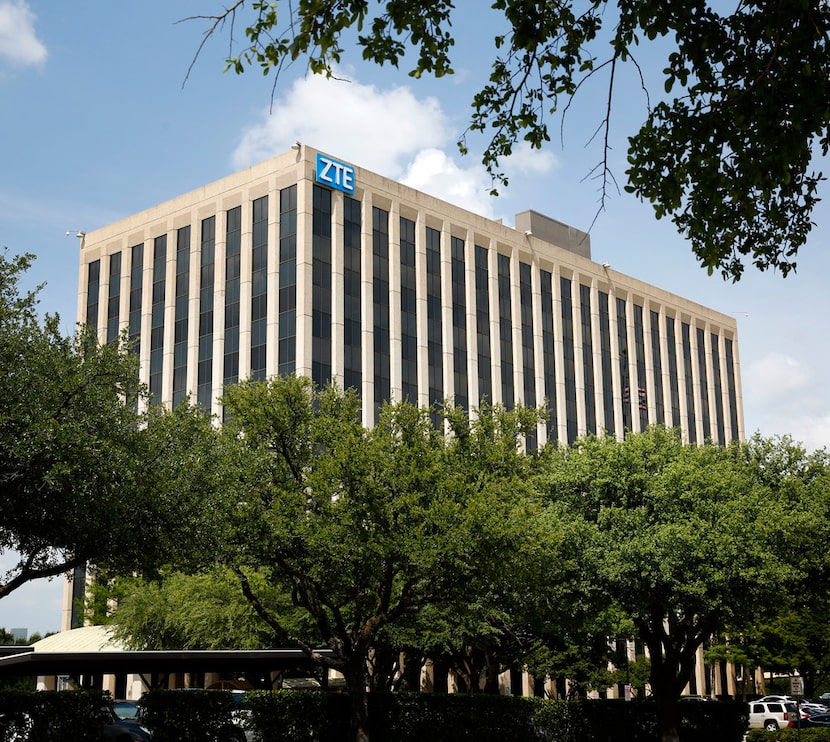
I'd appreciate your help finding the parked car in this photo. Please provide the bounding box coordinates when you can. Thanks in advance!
[112,700,140,720]
[103,703,153,742]
[798,713,830,728]
[748,700,800,731]
[758,695,794,703]
[228,690,255,742]
[104,718,153,742]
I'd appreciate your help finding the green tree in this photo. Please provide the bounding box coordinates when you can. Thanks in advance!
[111,397,567,705]
[374,402,564,696]
[191,0,830,280]
[540,427,798,742]
[0,251,218,601]
[207,376,547,742]
[716,606,830,700]
[108,567,307,653]
[709,438,830,699]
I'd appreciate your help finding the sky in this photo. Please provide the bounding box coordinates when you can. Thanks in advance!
[1,1,828,634]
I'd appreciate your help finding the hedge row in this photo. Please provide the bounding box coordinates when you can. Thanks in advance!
[0,689,750,742]
[0,689,112,741]
[748,730,830,742]
[149,690,749,742]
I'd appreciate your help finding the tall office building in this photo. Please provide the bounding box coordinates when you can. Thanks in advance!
[76,145,744,448]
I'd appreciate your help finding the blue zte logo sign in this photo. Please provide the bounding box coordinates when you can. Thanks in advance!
[315,154,355,194]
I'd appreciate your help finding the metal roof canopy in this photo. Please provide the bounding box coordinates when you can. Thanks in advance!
[0,648,334,678]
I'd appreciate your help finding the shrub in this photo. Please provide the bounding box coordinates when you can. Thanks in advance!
[139,689,242,742]
[0,689,111,742]
[748,730,830,742]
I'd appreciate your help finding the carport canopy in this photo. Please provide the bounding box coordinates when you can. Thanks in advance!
[0,626,332,679]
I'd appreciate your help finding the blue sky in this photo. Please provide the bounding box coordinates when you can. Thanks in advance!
[1,1,829,634]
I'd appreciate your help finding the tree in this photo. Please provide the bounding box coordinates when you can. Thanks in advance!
[708,437,830,699]
[0,251,218,601]
[373,402,567,696]
[107,567,307,654]
[110,394,573,705]
[203,376,548,741]
[189,0,830,281]
[540,427,800,742]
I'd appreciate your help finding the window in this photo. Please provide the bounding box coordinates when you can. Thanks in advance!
[251,196,268,381]
[150,235,167,403]
[106,252,121,344]
[86,260,100,333]
[650,311,665,424]
[426,226,443,423]
[278,185,297,376]
[344,197,362,393]
[633,304,648,430]
[452,237,468,410]
[580,284,595,435]
[681,322,696,443]
[223,206,241,387]
[400,218,418,403]
[562,277,577,443]
[711,333,726,443]
[616,298,631,432]
[540,270,557,439]
[498,254,514,408]
[475,246,492,405]
[312,186,333,389]
[372,206,390,419]
[666,316,680,428]
[696,327,710,440]
[197,217,215,410]
[172,227,190,407]
[599,292,614,434]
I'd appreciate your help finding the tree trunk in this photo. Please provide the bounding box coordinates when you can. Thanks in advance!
[482,646,501,694]
[655,694,681,742]
[346,670,370,742]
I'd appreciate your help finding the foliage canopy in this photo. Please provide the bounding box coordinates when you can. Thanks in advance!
[192,0,830,280]
[106,374,830,742]
[0,252,218,601]
[540,427,828,742]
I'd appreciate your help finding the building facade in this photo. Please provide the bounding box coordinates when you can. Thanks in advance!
[75,145,744,448]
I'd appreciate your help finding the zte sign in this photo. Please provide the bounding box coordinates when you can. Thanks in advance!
[315,154,355,194]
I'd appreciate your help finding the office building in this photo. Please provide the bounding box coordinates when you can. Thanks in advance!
[75,145,744,448]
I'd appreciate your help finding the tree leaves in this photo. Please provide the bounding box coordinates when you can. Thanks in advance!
[0,252,219,598]
[195,0,830,279]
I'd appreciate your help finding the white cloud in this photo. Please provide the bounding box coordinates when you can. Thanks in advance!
[0,0,47,68]
[742,352,830,451]
[502,141,560,177]
[748,410,830,454]
[400,148,497,217]
[232,69,504,215]
[745,353,809,404]
[233,69,452,177]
